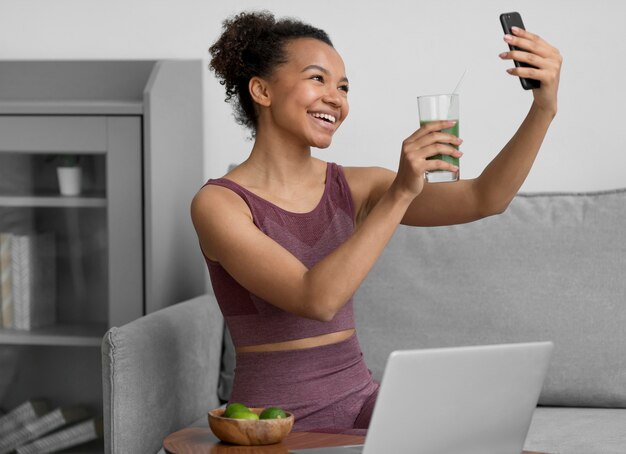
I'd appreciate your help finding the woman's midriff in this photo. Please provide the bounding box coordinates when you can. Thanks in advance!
[235,328,356,353]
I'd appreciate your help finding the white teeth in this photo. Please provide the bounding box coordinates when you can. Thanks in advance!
[311,112,336,124]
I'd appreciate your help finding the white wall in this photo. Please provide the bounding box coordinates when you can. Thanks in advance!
[2,0,624,192]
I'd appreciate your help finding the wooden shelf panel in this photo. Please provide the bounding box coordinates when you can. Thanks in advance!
[0,194,106,207]
[0,323,107,347]
[0,100,143,115]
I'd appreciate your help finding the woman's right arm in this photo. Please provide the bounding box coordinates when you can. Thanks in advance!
[191,180,414,322]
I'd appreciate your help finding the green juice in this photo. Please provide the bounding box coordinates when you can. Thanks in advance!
[420,120,460,167]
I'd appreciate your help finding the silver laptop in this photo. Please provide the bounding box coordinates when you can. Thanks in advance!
[290,341,553,454]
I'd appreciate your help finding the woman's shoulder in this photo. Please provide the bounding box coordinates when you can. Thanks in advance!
[341,165,394,179]
[191,181,254,261]
[191,179,252,225]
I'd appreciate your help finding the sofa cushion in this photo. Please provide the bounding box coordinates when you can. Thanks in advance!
[524,406,626,453]
[355,189,626,408]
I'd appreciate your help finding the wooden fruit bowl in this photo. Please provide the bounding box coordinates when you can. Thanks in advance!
[208,407,295,446]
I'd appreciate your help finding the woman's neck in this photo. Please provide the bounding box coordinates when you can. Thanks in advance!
[226,128,328,212]
[242,129,318,188]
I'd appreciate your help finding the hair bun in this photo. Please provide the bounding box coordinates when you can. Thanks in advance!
[209,10,332,133]
[210,11,274,92]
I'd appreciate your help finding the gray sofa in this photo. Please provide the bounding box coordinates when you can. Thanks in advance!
[102,188,626,454]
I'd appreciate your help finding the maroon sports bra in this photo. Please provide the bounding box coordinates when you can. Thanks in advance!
[202,162,357,347]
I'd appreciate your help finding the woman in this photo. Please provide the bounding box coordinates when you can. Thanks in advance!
[191,11,562,433]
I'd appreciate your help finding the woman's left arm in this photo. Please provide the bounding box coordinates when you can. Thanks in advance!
[400,26,563,227]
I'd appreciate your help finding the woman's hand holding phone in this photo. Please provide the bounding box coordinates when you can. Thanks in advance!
[499,22,563,116]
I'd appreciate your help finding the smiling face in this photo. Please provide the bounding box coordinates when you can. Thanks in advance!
[253,38,350,150]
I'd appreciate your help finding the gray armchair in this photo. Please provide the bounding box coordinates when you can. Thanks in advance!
[101,294,224,454]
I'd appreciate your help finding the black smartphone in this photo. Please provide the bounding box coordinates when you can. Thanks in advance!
[500,12,541,90]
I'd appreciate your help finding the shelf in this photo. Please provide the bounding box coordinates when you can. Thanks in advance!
[0,194,106,208]
[63,439,104,453]
[0,100,143,115]
[0,59,206,428]
[0,323,107,347]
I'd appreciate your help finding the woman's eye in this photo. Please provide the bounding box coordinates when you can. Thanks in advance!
[339,84,350,93]
[311,75,324,82]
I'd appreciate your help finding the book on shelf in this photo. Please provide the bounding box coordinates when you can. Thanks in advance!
[0,405,89,454]
[0,233,13,329]
[15,417,103,454]
[0,400,49,439]
[6,232,56,331]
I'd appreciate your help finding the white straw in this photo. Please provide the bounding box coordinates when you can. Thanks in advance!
[448,68,467,119]
[451,68,468,95]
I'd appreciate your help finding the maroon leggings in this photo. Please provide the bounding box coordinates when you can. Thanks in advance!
[230,333,379,433]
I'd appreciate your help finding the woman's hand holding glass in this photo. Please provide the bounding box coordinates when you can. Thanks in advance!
[392,120,463,197]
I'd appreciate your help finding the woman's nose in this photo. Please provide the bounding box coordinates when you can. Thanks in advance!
[323,87,343,107]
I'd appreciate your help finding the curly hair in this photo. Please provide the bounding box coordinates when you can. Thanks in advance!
[209,11,333,134]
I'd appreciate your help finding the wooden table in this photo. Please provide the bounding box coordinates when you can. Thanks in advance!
[163,427,548,453]
[163,428,364,453]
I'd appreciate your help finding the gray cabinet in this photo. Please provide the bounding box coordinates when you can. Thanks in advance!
[0,61,206,445]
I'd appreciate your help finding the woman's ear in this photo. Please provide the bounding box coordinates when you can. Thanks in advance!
[249,77,271,107]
